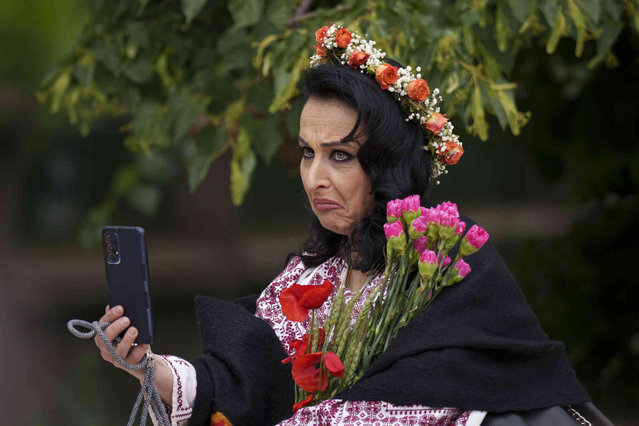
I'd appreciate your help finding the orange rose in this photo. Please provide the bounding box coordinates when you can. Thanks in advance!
[375,63,399,90]
[335,28,352,48]
[425,112,449,135]
[315,26,329,43]
[349,50,370,69]
[406,78,430,102]
[439,141,464,165]
[315,43,326,57]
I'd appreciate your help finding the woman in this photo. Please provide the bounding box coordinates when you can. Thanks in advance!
[94,26,598,425]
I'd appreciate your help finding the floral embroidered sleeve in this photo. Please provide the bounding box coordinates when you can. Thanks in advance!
[148,355,197,426]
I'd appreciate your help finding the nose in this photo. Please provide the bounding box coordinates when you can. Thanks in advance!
[304,157,331,190]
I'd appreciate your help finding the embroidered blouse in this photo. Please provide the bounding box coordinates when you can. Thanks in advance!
[152,255,487,426]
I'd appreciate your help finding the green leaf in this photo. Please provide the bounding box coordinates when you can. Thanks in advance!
[125,21,150,48]
[91,38,121,75]
[497,89,521,135]
[228,0,264,30]
[488,92,508,130]
[230,151,256,205]
[267,0,290,29]
[246,115,282,165]
[601,0,621,20]
[580,0,601,23]
[546,8,566,54]
[138,151,175,184]
[112,164,140,197]
[470,84,488,141]
[567,0,586,57]
[495,6,509,52]
[49,68,72,113]
[269,51,306,113]
[508,0,530,23]
[125,184,161,216]
[587,21,623,68]
[167,88,210,141]
[123,55,154,83]
[185,126,228,191]
[181,0,207,25]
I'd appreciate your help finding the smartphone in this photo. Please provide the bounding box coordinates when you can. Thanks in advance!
[102,226,154,344]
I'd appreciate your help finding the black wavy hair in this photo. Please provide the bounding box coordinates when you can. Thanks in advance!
[298,63,432,273]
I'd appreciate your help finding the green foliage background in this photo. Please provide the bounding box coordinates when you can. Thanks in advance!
[38,0,639,245]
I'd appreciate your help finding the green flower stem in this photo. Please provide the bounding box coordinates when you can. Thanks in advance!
[333,285,366,361]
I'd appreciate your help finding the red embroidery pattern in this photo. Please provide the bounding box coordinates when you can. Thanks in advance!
[158,354,194,425]
[255,256,476,426]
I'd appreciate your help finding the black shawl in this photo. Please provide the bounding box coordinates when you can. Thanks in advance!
[188,234,589,425]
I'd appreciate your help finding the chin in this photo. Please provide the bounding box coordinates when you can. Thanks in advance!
[315,216,348,236]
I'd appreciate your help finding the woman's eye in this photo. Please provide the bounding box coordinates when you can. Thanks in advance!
[333,151,352,161]
[298,146,314,158]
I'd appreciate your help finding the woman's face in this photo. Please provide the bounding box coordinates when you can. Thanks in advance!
[299,96,374,236]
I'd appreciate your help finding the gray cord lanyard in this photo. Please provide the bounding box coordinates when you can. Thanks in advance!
[67,319,171,426]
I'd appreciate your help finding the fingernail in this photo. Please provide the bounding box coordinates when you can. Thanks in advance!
[128,328,137,336]
[114,306,123,314]
[121,317,130,325]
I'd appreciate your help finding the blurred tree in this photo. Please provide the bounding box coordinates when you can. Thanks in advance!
[37,0,639,244]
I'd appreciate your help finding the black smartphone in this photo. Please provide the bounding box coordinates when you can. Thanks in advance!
[102,226,154,344]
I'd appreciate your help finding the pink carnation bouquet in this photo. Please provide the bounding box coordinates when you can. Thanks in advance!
[281,195,489,410]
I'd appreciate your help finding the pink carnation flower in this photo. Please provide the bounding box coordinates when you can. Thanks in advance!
[423,207,441,224]
[454,259,471,278]
[413,236,429,254]
[402,194,421,213]
[459,224,489,257]
[418,249,438,280]
[455,219,466,235]
[439,212,456,229]
[386,199,403,222]
[419,249,437,265]
[466,225,489,249]
[437,201,459,218]
[438,253,452,268]
[384,221,404,239]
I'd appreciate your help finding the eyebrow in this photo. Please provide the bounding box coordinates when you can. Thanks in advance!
[297,136,358,147]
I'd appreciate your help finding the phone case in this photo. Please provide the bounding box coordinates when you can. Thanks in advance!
[102,226,154,344]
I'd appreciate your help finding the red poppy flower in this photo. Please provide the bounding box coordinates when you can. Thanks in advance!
[281,329,326,364]
[293,394,314,414]
[279,280,334,322]
[291,351,345,392]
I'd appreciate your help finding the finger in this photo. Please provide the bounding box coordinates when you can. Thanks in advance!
[103,316,130,342]
[105,305,110,314]
[99,305,124,323]
[115,327,138,359]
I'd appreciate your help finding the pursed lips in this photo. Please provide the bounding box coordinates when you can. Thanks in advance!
[313,198,343,210]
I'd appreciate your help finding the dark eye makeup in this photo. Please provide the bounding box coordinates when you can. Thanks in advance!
[297,145,355,162]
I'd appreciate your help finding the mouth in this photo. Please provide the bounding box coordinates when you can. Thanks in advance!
[313,198,343,210]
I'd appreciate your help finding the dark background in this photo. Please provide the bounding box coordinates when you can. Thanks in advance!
[1,0,638,424]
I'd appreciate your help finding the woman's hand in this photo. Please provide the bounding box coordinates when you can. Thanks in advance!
[94,305,174,406]
[94,305,151,382]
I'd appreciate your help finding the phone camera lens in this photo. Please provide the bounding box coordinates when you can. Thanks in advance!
[105,235,114,244]
[108,254,116,262]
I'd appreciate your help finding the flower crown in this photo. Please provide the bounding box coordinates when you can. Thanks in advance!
[310,24,464,183]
